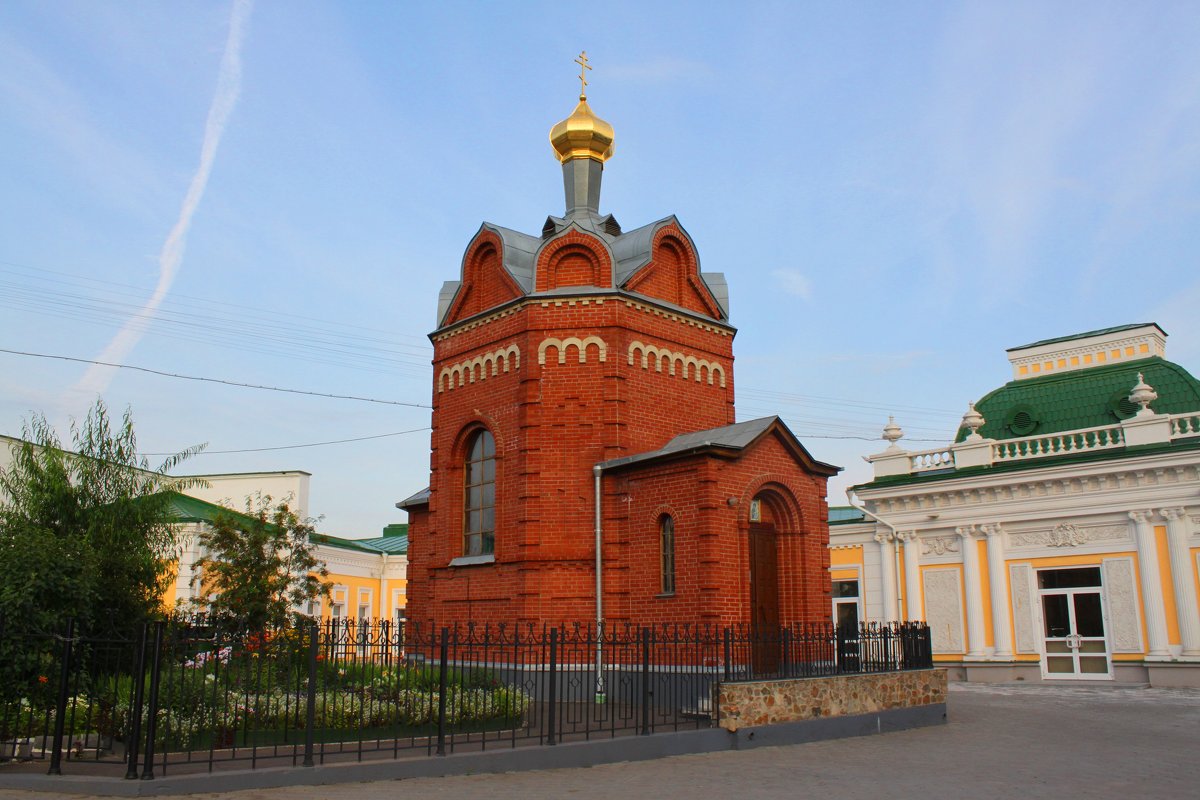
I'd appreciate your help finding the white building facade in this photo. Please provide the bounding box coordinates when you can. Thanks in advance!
[830,324,1200,687]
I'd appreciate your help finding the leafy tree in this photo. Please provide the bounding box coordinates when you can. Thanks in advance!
[0,400,203,680]
[192,494,330,633]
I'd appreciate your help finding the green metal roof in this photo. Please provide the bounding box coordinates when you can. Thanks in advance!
[955,356,1200,443]
[828,506,866,525]
[312,526,409,555]
[353,535,409,554]
[1007,323,1164,352]
[163,492,264,529]
[164,493,409,556]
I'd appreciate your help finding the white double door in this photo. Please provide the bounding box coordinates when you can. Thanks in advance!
[1038,567,1111,679]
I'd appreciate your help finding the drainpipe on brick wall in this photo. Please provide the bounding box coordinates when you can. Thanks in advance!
[592,464,606,703]
[848,492,904,623]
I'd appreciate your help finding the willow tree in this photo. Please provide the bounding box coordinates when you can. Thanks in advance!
[0,400,204,636]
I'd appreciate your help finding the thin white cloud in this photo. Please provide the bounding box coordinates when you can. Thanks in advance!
[771,267,812,300]
[72,0,252,398]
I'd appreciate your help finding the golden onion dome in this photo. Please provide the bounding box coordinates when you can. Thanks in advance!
[549,97,615,164]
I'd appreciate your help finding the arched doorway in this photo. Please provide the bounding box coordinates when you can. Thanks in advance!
[748,492,784,674]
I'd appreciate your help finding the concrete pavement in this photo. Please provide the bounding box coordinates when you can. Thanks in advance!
[3,683,1197,799]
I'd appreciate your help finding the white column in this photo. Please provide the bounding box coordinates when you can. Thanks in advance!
[1129,510,1171,657]
[1161,508,1200,657]
[981,524,1013,659]
[958,525,987,659]
[874,531,898,623]
[897,531,924,621]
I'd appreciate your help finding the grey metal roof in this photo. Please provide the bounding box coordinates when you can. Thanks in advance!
[437,213,729,328]
[598,416,793,471]
[396,486,430,509]
[486,223,540,292]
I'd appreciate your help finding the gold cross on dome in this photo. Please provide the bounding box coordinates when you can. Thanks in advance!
[574,51,592,99]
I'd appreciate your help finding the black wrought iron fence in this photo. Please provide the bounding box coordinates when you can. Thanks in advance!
[0,617,931,779]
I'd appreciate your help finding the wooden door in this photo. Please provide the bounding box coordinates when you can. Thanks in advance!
[749,523,779,674]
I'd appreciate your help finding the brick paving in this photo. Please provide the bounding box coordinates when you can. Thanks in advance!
[2,682,1198,799]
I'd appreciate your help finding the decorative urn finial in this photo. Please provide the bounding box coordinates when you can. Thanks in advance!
[1129,372,1158,417]
[961,402,986,440]
[882,416,904,449]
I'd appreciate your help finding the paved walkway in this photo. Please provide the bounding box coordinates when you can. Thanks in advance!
[3,683,1198,799]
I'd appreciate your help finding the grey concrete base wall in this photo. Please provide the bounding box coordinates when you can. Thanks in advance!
[1147,662,1200,688]
[945,659,1194,686]
[0,705,946,797]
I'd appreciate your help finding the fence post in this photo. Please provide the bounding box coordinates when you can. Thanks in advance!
[436,627,449,756]
[545,627,558,746]
[640,627,651,736]
[47,617,75,776]
[303,619,319,767]
[781,627,792,678]
[124,622,149,780]
[722,627,732,681]
[140,621,165,780]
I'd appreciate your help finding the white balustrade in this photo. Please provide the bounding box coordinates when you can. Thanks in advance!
[876,412,1200,480]
[909,449,953,473]
[1170,413,1200,438]
[992,425,1124,463]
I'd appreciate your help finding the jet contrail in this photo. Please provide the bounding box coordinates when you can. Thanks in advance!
[73,0,252,398]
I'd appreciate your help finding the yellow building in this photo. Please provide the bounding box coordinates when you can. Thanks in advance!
[830,324,1200,687]
[163,473,408,623]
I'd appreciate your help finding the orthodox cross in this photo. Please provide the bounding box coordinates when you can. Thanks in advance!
[574,51,592,100]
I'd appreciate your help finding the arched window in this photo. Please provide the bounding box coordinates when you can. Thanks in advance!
[463,429,496,556]
[660,515,676,595]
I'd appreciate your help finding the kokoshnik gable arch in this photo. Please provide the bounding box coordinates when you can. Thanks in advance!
[399,68,839,629]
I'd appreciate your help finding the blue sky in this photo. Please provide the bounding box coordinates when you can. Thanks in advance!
[2,1,1199,537]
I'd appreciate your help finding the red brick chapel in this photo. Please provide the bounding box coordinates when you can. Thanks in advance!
[399,68,839,631]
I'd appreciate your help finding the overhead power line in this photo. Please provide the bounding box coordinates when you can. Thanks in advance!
[140,427,431,456]
[0,348,431,409]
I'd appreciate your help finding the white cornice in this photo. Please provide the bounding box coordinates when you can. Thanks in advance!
[853,449,1199,527]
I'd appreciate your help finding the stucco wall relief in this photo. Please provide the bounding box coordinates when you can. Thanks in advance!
[1102,557,1144,653]
[923,568,964,654]
[921,536,960,556]
[1008,523,1128,549]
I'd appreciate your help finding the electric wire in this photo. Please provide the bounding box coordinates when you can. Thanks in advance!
[0,348,431,408]
[139,427,431,456]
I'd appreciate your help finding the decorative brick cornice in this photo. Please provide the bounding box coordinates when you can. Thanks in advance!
[627,341,726,387]
[622,297,731,336]
[438,344,521,392]
[432,293,733,344]
[538,335,607,365]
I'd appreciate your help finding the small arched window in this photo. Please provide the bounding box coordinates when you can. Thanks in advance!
[660,515,676,595]
[463,429,496,556]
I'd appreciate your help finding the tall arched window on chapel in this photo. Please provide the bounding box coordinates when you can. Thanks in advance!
[660,515,676,595]
[463,429,496,556]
